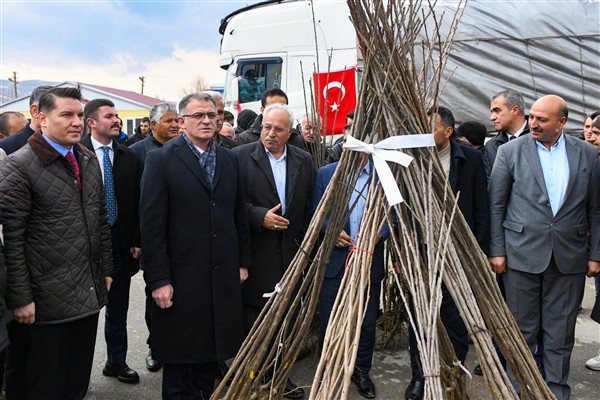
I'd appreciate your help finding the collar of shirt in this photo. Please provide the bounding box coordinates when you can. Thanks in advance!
[41,133,71,157]
[512,121,528,138]
[265,145,288,215]
[90,137,114,179]
[536,132,568,216]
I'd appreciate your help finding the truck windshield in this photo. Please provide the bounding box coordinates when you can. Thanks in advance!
[237,58,283,104]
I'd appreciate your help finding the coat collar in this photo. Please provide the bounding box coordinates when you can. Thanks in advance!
[28,131,96,165]
[173,135,211,191]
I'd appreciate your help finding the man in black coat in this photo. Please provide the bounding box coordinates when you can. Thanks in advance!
[140,93,251,399]
[406,106,490,400]
[82,98,143,384]
[233,103,313,399]
[0,85,52,155]
[483,89,530,178]
[236,88,306,150]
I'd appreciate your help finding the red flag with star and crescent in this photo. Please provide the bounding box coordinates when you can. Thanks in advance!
[313,67,357,135]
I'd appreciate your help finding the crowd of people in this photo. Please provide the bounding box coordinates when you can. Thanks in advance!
[0,84,598,400]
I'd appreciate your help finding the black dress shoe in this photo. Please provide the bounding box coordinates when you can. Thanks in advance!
[283,377,304,399]
[351,368,376,399]
[405,379,424,400]
[103,362,140,384]
[146,349,162,372]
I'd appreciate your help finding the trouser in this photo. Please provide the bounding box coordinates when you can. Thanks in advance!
[105,225,132,364]
[319,269,381,373]
[408,284,469,382]
[504,258,585,400]
[162,361,218,400]
[6,313,99,400]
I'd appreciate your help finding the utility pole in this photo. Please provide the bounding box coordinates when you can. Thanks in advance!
[8,71,18,98]
[139,76,145,95]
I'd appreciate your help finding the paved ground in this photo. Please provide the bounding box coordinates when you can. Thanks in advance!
[84,275,600,399]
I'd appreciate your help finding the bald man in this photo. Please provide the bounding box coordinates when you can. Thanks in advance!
[489,95,600,399]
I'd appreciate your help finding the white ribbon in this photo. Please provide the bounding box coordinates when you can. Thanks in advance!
[343,134,435,205]
[262,283,283,298]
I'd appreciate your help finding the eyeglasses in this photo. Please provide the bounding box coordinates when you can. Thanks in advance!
[181,112,218,120]
[262,124,287,134]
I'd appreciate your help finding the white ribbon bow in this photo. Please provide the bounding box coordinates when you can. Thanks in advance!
[343,134,435,205]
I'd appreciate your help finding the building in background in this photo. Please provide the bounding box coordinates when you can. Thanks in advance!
[1,81,164,136]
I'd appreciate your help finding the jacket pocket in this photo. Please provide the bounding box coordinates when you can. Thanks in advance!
[576,224,588,235]
[502,220,524,233]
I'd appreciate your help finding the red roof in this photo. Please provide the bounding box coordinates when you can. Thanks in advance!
[84,83,164,107]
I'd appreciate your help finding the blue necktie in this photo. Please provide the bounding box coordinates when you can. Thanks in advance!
[102,146,117,225]
[509,135,516,141]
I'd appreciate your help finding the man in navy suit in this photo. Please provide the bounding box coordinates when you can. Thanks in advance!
[140,93,251,399]
[312,157,389,399]
[82,98,143,384]
[405,106,490,400]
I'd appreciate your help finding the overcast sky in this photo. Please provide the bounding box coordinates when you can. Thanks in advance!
[0,0,256,101]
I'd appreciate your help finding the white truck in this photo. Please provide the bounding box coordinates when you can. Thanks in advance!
[219,0,600,133]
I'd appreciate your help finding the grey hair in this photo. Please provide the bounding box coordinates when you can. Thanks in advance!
[263,103,294,128]
[29,85,54,106]
[492,90,525,115]
[301,113,321,126]
[150,102,178,124]
[178,93,216,115]
[202,90,223,103]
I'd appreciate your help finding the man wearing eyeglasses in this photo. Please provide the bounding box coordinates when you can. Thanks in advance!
[203,91,238,150]
[233,103,314,399]
[139,92,251,399]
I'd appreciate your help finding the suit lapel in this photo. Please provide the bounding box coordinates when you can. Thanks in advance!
[250,143,278,193]
[285,147,301,208]
[558,135,581,212]
[524,137,550,201]
[174,137,210,191]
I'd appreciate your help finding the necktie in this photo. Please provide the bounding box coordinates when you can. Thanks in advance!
[509,135,516,141]
[65,151,82,190]
[102,146,118,225]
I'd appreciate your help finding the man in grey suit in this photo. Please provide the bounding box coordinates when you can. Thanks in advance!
[489,95,600,399]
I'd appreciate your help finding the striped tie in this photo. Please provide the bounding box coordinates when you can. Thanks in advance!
[102,146,118,225]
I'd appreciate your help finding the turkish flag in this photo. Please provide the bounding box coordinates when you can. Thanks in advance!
[313,67,357,135]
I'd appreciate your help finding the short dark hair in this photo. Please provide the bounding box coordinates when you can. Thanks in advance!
[224,110,234,123]
[427,106,455,132]
[260,88,288,108]
[586,110,600,121]
[84,98,115,122]
[38,87,82,114]
[141,117,150,124]
[0,112,25,134]
[178,93,216,115]
[29,85,54,107]
[346,110,355,120]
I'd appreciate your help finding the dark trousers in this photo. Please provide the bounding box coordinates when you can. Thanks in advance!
[409,284,469,382]
[105,225,132,364]
[162,362,218,400]
[6,313,99,400]
[319,269,381,373]
[143,270,153,348]
[504,258,585,400]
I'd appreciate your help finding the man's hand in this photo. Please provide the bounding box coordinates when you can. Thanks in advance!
[105,276,113,291]
[13,302,35,325]
[488,256,507,274]
[587,260,600,278]
[130,247,142,259]
[335,230,353,248]
[240,267,249,283]
[153,284,174,309]
[261,204,290,231]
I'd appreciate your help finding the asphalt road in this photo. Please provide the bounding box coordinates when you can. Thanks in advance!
[84,275,600,399]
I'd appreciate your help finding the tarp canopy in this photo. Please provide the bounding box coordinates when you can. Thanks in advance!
[417,0,600,132]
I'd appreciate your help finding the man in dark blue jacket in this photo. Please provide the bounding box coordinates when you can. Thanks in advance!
[405,106,490,400]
